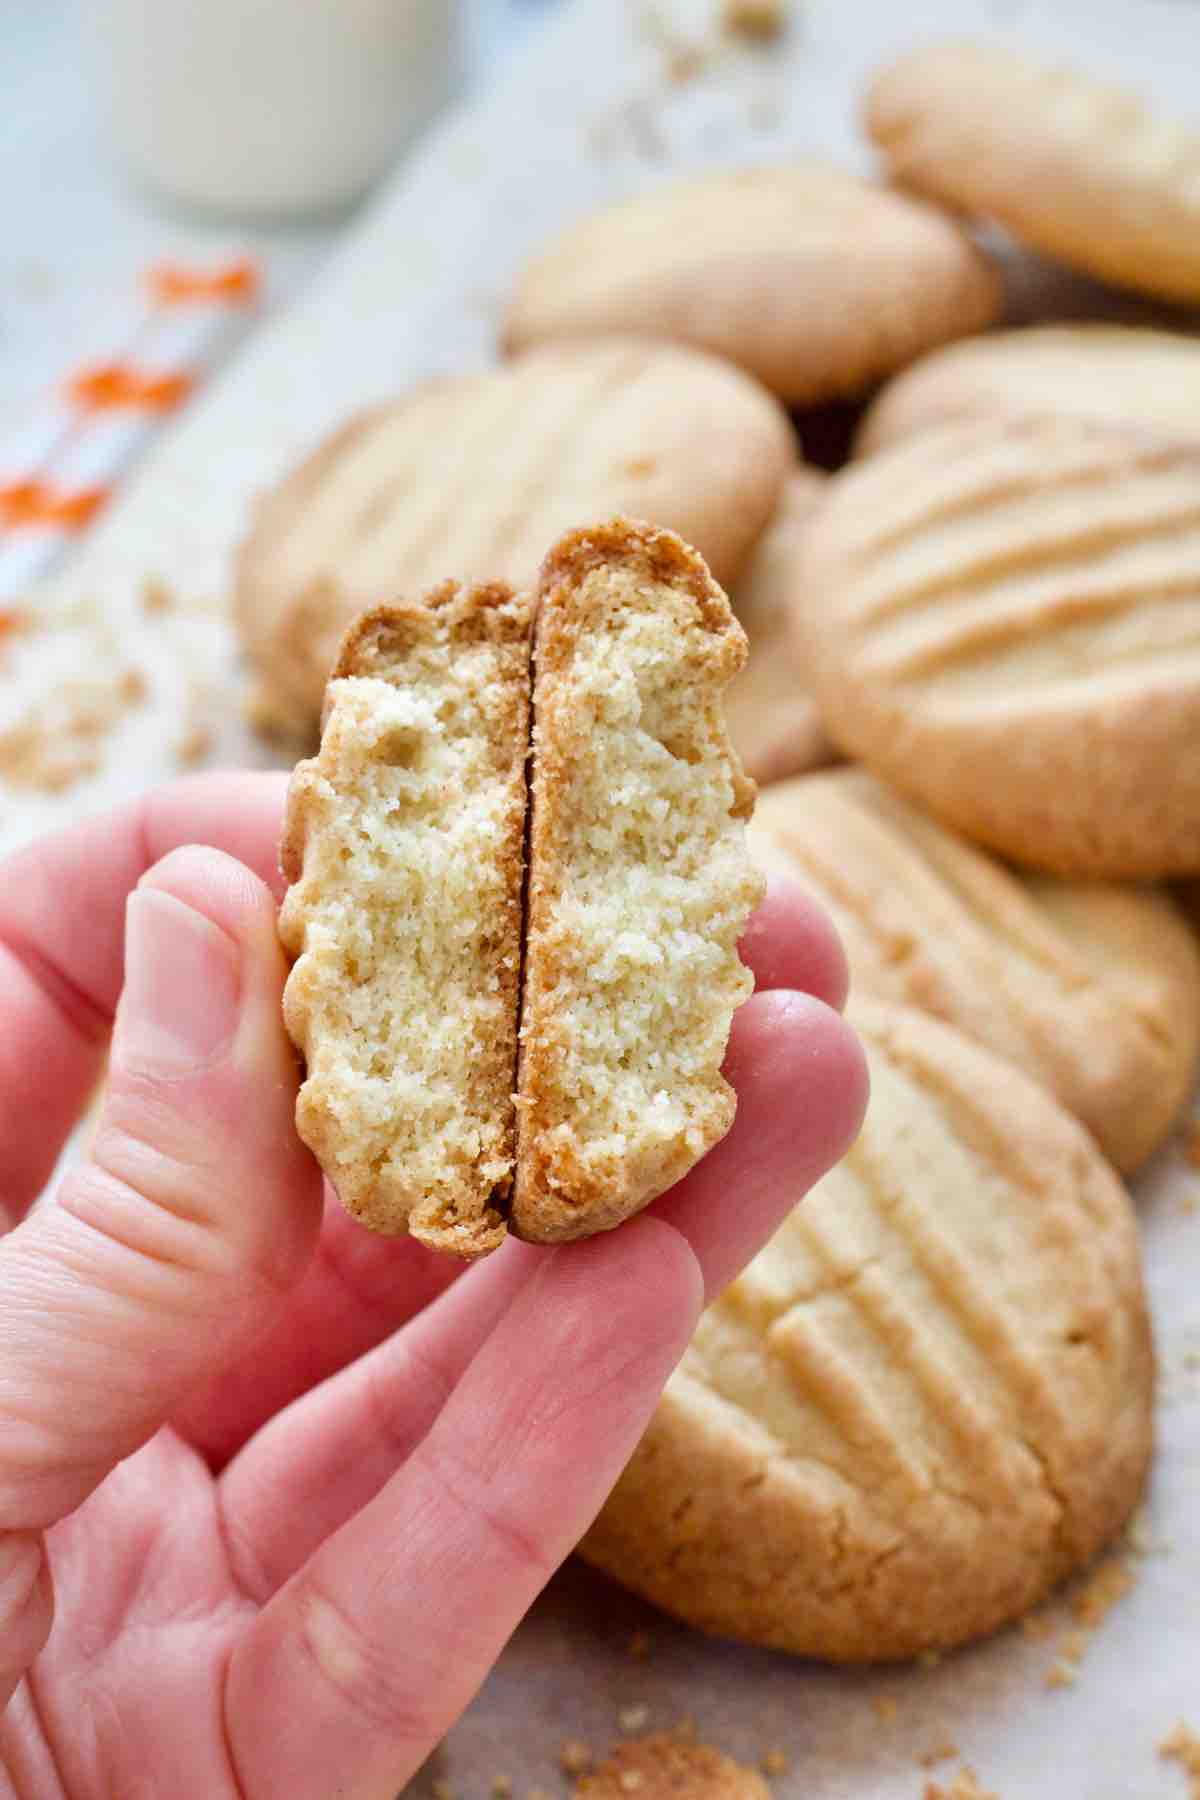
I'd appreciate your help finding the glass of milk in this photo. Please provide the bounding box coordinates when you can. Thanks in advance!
[83,0,461,220]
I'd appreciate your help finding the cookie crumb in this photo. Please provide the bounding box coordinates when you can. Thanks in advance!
[761,1750,789,1777]
[578,1734,766,1800]
[1071,1553,1134,1629]
[492,1780,512,1798]
[141,575,174,615]
[1161,1722,1200,1797]
[923,1766,998,1800]
[431,1782,455,1800]
[619,1706,650,1734]
[561,1741,593,1777]
[873,1694,899,1722]
[1045,1659,1077,1690]
[721,0,786,41]
[917,1745,959,1769]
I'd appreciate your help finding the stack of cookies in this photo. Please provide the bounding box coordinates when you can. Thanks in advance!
[246,38,1200,1669]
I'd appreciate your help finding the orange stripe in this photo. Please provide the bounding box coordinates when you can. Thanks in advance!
[0,480,110,530]
[66,362,194,414]
[145,256,261,307]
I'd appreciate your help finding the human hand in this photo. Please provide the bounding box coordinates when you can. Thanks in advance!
[0,771,866,1798]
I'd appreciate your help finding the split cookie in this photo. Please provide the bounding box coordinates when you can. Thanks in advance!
[866,43,1200,302]
[502,166,1000,405]
[238,339,792,738]
[513,520,764,1242]
[750,768,1200,1171]
[583,1003,1155,1661]
[794,413,1200,877]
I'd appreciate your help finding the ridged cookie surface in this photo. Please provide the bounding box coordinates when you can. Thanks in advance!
[724,467,837,786]
[795,413,1200,876]
[502,166,1000,405]
[278,586,530,1257]
[512,520,764,1243]
[855,326,1200,460]
[237,339,792,738]
[583,1003,1154,1662]
[750,768,1200,1171]
[867,43,1200,302]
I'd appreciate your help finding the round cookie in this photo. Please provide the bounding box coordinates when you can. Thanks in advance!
[866,43,1200,304]
[582,1002,1155,1664]
[501,166,1001,405]
[855,325,1200,461]
[793,412,1200,878]
[236,338,793,738]
[724,466,837,785]
[749,767,1200,1172]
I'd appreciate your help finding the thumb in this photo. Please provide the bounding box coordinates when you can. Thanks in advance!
[0,847,320,1692]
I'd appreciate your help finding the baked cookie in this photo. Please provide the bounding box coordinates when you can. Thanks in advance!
[278,586,530,1257]
[513,520,763,1243]
[750,768,1200,1171]
[583,1003,1154,1662]
[501,166,1000,406]
[237,339,792,739]
[578,1735,770,1800]
[855,325,1200,460]
[794,413,1200,877]
[724,467,837,786]
[866,43,1200,303]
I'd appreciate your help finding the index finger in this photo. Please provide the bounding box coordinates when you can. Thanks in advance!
[0,770,289,1222]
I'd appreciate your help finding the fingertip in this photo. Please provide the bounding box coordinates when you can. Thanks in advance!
[740,872,851,1010]
[138,844,280,950]
[727,988,869,1156]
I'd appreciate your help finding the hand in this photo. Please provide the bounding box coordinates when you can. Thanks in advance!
[0,772,866,1799]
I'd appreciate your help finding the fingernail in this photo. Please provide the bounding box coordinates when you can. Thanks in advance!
[116,889,241,1075]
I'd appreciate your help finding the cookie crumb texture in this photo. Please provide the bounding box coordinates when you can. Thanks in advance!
[583,1004,1153,1659]
[578,1733,770,1800]
[513,521,763,1242]
[279,585,530,1257]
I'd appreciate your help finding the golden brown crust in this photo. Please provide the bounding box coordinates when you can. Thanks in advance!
[502,165,1001,404]
[794,412,1200,877]
[512,519,762,1242]
[237,341,793,739]
[866,42,1200,302]
[582,1003,1155,1662]
[577,1734,771,1800]
[750,768,1200,1171]
[278,582,531,1257]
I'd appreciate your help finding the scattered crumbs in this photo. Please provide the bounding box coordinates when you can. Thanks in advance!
[1059,1628,1089,1663]
[174,719,216,767]
[619,1705,651,1734]
[1071,1553,1134,1629]
[141,575,174,615]
[923,1766,998,1800]
[873,1694,899,1723]
[619,1773,643,1793]
[1161,1722,1200,1798]
[492,1780,513,1798]
[561,1741,593,1777]
[431,1782,455,1800]
[0,665,148,793]
[721,0,787,42]
[623,456,658,477]
[761,1749,789,1777]
[917,1745,959,1770]
[627,1630,652,1660]
[635,0,710,84]
[578,1734,764,1799]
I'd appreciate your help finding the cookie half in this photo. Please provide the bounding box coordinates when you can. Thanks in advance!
[855,326,1200,460]
[724,467,837,786]
[237,339,793,739]
[512,520,764,1243]
[502,166,1000,405]
[583,1002,1155,1662]
[866,43,1200,302]
[750,767,1200,1171]
[278,586,530,1257]
[794,413,1200,877]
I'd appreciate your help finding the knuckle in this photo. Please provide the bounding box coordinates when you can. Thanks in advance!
[290,1570,442,1745]
[414,1439,556,1586]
